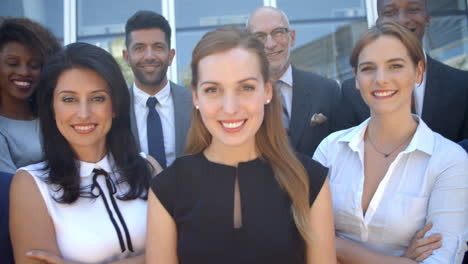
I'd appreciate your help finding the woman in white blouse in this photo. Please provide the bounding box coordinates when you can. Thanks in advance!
[10,43,161,264]
[314,21,467,264]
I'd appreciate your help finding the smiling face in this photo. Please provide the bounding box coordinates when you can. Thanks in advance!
[248,8,296,80]
[123,28,175,94]
[377,0,429,42]
[53,68,114,160]
[193,47,272,152]
[355,35,423,116]
[0,41,41,104]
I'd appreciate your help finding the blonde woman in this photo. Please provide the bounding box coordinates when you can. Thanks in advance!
[146,26,336,264]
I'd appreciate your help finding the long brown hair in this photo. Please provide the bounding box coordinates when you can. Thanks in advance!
[186,26,313,243]
[350,21,425,71]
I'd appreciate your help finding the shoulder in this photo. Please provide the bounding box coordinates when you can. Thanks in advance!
[431,132,468,164]
[296,153,328,177]
[170,82,192,98]
[428,57,468,82]
[150,154,201,186]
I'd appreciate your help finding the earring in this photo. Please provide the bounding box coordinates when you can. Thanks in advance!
[195,105,199,110]
[266,99,270,104]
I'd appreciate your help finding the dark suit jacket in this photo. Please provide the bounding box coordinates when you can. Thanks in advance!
[336,56,468,142]
[0,171,14,264]
[129,81,192,157]
[289,67,341,156]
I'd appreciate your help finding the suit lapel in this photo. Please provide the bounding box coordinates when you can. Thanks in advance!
[421,56,442,126]
[171,82,192,156]
[128,85,141,151]
[290,68,313,147]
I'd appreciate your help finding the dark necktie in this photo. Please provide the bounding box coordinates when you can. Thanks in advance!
[276,80,290,131]
[146,97,166,168]
[91,169,134,253]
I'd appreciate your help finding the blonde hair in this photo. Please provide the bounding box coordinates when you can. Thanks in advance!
[186,26,313,243]
[350,21,425,71]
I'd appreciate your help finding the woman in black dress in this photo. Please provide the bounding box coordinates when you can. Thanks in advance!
[146,26,336,264]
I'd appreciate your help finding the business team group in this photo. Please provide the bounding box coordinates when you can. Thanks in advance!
[0,0,467,263]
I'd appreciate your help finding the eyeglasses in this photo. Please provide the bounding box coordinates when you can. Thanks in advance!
[254,27,290,43]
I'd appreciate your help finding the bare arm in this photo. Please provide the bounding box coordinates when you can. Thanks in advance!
[146,190,178,264]
[9,170,60,264]
[306,179,337,264]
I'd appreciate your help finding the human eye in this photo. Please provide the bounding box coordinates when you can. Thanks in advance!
[254,32,267,42]
[91,95,107,102]
[242,84,256,91]
[389,63,404,70]
[382,8,395,16]
[62,95,76,103]
[272,28,287,37]
[203,86,218,94]
[133,45,143,52]
[5,59,18,67]
[29,61,42,70]
[408,7,421,13]
[359,66,375,72]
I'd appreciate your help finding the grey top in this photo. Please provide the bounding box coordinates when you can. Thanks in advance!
[0,116,43,173]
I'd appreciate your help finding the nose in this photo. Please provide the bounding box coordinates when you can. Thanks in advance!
[17,63,30,76]
[77,100,91,119]
[397,10,411,26]
[375,68,388,86]
[264,34,277,49]
[223,93,239,114]
[143,46,156,60]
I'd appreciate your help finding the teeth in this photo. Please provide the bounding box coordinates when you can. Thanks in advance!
[13,81,31,87]
[74,125,95,131]
[222,120,244,129]
[373,91,396,97]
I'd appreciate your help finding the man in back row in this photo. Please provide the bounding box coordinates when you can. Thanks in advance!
[338,0,468,142]
[247,7,341,156]
[123,11,192,168]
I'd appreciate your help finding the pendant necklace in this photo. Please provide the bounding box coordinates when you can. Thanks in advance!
[366,132,413,158]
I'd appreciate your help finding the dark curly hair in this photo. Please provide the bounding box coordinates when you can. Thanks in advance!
[0,17,62,116]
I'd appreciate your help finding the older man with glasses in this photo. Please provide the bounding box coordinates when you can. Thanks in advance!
[247,6,341,156]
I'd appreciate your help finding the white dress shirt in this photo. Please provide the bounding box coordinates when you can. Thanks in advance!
[20,156,147,263]
[313,118,468,263]
[413,52,428,116]
[132,82,175,167]
[278,64,293,119]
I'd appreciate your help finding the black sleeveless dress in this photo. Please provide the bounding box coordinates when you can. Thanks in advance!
[150,152,327,264]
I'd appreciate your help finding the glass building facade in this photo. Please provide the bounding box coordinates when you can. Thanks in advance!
[2,0,467,85]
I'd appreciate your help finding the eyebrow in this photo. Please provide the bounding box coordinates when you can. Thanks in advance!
[56,89,110,95]
[358,57,407,67]
[199,77,259,86]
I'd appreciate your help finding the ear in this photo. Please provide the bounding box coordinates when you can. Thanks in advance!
[192,87,199,108]
[415,60,424,84]
[122,49,130,66]
[265,80,273,104]
[168,49,176,66]
[289,29,296,47]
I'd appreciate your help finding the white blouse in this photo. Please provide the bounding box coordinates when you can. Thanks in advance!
[20,155,147,263]
[313,118,468,263]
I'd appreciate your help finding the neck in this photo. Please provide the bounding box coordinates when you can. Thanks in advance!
[272,63,290,81]
[367,110,417,147]
[73,143,107,163]
[0,96,33,120]
[135,78,168,96]
[204,141,258,167]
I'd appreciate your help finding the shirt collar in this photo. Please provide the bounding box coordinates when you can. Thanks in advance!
[132,81,171,107]
[339,115,434,156]
[278,64,293,87]
[78,155,114,177]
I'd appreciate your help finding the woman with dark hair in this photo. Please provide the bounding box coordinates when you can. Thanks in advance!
[10,42,160,264]
[314,22,467,263]
[146,26,336,264]
[0,17,61,173]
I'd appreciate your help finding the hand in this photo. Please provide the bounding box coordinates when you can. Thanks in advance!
[26,250,80,264]
[403,222,442,262]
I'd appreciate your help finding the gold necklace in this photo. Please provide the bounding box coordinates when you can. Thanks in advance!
[366,132,413,158]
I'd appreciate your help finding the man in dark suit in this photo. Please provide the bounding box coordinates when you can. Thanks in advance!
[123,11,192,167]
[247,7,340,156]
[337,0,468,142]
